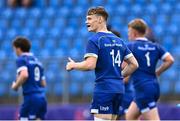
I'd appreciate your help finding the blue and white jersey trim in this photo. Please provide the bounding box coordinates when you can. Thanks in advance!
[124,53,134,60]
[161,52,170,60]
[42,76,46,80]
[91,109,99,114]
[17,66,28,73]
[84,53,98,59]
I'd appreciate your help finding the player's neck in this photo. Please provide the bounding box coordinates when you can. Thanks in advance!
[96,24,109,33]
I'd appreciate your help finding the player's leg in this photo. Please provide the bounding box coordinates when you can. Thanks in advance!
[19,97,30,120]
[91,92,119,120]
[141,107,160,120]
[37,97,47,120]
[126,101,140,120]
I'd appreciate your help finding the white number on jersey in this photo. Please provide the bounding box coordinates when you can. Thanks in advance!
[145,52,151,67]
[110,49,121,67]
[34,66,40,81]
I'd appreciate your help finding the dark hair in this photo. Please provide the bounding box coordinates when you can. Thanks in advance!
[107,25,121,37]
[87,6,108,21]
[128,19,147,35]
[13,36,31,52]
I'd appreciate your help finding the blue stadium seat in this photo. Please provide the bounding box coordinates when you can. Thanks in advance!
[0,83,7,96]
[49,0,62,8]
[69,71,85,82]
[29,8,42,19]
[44,7,56,19]
[91,0,106,6]
[43,39,56,51]
[54,48,66,58]
[170,13,180,25]
[76,0,89,7]
[174,81,180,94]
[0,0,5,8]
[34,0,48,8]
[64,27,75,38]
[0,50,6,60]
[39,18,51,30]
[131,4,142,16]
[145,4,157,15]
[21,28,32,38]
[73,6,84,17]
[10,18,23,29]
[58,38,70,51]
[160,80,171,94]
[2,8,14,19]
[69,82,80,95]
[82,81,93,95]
[162,35,174,51]
[53,82,63,96]
[15,8,27,19]
[53,17,66,29]
[35,28,46,39]
[116,4,128,16]
[0,19,8,30]
[161,3,172,14]
[57,7,69,17]
[153,25,164,37]
[24,18,38,29]
[155,14,169,27]
[168,24,179,36]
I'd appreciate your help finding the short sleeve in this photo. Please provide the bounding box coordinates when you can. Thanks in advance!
[157,44,170,60]
[123,42,133,60]
[16,58,27,74]
[84,39,98,59]
[41,67,46,80]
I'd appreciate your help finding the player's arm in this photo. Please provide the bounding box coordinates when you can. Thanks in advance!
[66,56,97,71]
[11,69,28,91]
[156,53,174,76]
[121,61,130,83]
[41,80,46,87]
[121,55,139,78]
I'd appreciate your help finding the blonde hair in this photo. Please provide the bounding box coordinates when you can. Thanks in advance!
[128,19,147,35]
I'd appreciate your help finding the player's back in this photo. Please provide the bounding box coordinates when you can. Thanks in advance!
[128,38,167,86]
[87,32,132,93]
[16,53,45,95]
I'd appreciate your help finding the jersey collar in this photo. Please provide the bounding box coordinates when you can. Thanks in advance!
[135,37,148,41]
[21,52,33,56]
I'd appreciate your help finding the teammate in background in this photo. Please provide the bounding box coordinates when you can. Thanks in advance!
[126,19,174,120]
[66,6,138,120]
[11,37,47,120]
[107,26,134,120]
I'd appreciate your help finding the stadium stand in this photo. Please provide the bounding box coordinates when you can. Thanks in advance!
[0,0,179,102]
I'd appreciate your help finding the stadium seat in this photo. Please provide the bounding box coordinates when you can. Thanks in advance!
[160,80,172,94]
[82,81,94,95]
[161,3,172,14]
[69,71,85,82]
[69,82,81,95]
[0,83,7,96]
[174,81,180,94]
[53,82,63,96]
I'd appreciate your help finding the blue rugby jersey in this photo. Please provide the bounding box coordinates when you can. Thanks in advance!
[127,37,169,87]
[84,32,133,93]
[16,53,45,95]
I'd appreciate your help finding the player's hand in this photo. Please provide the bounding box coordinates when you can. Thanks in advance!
[66,57,75,71]
[11,81,18,91]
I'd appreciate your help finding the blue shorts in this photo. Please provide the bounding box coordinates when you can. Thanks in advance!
[134,83,160,113]
[90,92,123,115]
[20,93,47,120]
[119,91,133,115]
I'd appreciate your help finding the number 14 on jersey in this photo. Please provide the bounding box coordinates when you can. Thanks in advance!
[110,49,121,67]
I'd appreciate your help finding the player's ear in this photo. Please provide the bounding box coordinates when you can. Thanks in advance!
[98,16,103,23]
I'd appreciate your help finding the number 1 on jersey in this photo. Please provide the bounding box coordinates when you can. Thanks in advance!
[110,49,121,67]
[145,52,151,67]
